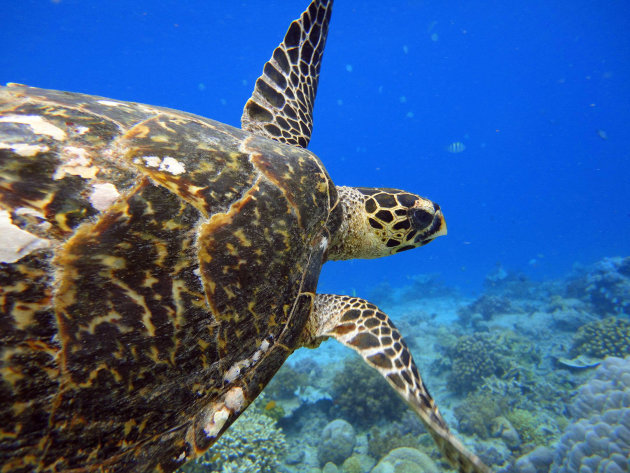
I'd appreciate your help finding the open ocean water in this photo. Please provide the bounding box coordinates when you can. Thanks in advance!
[2,1,629,472]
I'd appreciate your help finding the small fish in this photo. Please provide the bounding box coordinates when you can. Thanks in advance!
[596,129,608,140]
[264,400,277,411]
[446,141,466,153]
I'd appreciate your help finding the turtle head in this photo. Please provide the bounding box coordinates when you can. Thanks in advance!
[326,186,446,260]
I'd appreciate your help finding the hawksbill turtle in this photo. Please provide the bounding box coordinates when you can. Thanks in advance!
[0,1,491,472]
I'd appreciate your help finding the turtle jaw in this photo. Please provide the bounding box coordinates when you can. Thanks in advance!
[413,206,447,246]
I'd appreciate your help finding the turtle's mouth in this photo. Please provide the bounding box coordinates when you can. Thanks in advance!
[414,211,447,245]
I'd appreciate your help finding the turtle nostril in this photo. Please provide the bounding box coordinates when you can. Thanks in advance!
[410,208,434,229]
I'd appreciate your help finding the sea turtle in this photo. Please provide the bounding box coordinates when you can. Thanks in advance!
[0,1,491,472]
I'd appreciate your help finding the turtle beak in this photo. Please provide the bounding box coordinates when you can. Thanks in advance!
[413,205,447,245]
[434,209,447,238]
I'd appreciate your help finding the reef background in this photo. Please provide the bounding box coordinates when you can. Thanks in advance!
[3,1,629,472]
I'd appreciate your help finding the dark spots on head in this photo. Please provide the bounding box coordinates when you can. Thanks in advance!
[386,239,400,248]
[392,331,401,341]
[405,230,417,241]
[392,220,410,230]
[395,245,415,253]
[396,193,417,207]
[341,309,361,321]
[395,209,407,216]
[411,209,433,229]
[375,311,386,321]
[363,317,379,328]
[356,187,380,196]
[375,210,393,223]
[365,198,377,213]
[367,353,392,369]
[380,326,391,335]
[374,193,397,208]
[368,218,383,229]
[381,336,392,345]
[349,332,380,349]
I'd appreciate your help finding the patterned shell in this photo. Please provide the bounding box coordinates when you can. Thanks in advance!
[0,83,338,472]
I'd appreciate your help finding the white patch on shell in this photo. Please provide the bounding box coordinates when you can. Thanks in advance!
[224,364,241,383]
[0,142,49,157]
[53,147,99,180]
[0,209,51,263]
[73,125,90,135]
[203,406,230,438]
[97,100,125,107]
[159,156,186,175]
[14,207,51,232]
[224,386,245,412]
[319,236,329,250]
[136,155,186,175]
[89,182,121,211]
[0,114,67,140]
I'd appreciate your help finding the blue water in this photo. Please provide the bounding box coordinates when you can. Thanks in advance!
[3,0,628,297]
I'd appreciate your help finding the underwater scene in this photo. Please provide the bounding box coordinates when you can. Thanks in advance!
[2,1,629,473]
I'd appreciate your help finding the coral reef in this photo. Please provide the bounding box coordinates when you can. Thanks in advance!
[458,294,515,325]
[318,419,356,466]
[549,356,630,473]
[330,355,407,427]
[264,363,311,399]
[483,264,541,299]
[443,332,513,393]
[367,427,423,461]
[571,316,630,359]
[370,447,439,473]
[566,256,630,317]
[180,399,286,473]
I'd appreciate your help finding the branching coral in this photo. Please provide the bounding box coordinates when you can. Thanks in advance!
[571,316,630,359]
[444,333,513,393]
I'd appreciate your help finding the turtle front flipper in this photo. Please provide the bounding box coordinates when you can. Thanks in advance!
[300,294,492,473]
[241,0,333,148]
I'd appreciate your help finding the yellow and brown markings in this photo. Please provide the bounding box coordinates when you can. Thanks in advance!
[0,84,337,472]
[0,85,141,240]
[0,251,61,472]
[121,115,258,218]
[244,134,332,231]
[35,180,218,471]
[310,294,491,473]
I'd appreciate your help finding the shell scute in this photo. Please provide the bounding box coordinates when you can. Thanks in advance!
[1,84,335,472]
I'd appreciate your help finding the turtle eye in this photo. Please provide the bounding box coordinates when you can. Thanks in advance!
[410,208,434,230]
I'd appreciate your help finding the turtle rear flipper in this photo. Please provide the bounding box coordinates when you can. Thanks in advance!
[300,294,492,473]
